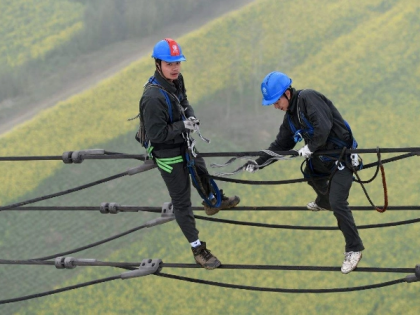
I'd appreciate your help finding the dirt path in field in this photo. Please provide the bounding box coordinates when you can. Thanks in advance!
[0,0,254,135]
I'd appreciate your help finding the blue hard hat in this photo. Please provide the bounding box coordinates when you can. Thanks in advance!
[260,72,292,105]
[152,38,186,62]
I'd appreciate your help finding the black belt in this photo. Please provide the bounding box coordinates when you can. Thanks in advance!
[151,142,184,151]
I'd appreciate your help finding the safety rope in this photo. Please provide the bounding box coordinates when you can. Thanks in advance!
[353,148,388,213]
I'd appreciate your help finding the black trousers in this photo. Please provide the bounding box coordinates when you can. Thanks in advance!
[306,158,365,252]
[156,150,210,243]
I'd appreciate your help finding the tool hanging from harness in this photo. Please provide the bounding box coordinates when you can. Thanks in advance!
[137,76,221,208]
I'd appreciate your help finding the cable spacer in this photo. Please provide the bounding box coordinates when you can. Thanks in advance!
[145,202,175,227]
[62,151,74,164]
[121,258,162,280]
[127,159,157,175]
[415,264,420,279]
[161,202,174,217]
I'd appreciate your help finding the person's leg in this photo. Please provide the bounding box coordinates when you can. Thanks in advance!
[159,162,198,243]
[304,159,331,210]
[329,167,364,252]
[159,161,220,270]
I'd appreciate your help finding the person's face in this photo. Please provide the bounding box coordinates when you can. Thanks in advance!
[273,90,291,111]
[160,61,181,81]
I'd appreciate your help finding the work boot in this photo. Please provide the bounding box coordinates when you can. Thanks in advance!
[191,242,221,270]
[306,201,327,211]
[202,189,240,216]
[341,251,362,274]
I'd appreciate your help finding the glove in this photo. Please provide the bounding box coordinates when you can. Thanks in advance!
[350,153,360,167]
[298,144,312,158]
[243,161,258,173]
[188,116,200,125]
[183,119,199,132]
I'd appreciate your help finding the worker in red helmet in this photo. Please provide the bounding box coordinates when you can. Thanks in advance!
[244,71,364,274]
[136,38,240,269]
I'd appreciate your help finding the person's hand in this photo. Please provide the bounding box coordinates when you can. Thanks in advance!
[243,161,258,173]
[298,145,312,158]
[183,119,199,132]
[188,116,200,125]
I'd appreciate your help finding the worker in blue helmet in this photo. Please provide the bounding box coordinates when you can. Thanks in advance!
[244,71,364,274]
[135,38,240,270]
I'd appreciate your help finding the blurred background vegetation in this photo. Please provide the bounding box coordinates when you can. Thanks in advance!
[1,0,420,314]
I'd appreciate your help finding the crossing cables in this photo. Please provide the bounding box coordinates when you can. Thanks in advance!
[0,258,419,304]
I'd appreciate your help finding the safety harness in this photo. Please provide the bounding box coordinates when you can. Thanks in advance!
[287,91,362,175]
[139,76,221,208]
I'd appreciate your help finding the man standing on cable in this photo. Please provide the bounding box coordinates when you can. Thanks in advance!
[136,38,240,269]
[243,71,364,274]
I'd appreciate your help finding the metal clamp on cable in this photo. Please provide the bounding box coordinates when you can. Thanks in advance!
[62,151,74,164]
[121,258,162,280]
[405,264,420,283]
[100,202,120,214]
[127,159,157,175]
[145,202,174,227]
[55,257,97,269]
[70,149,106,164]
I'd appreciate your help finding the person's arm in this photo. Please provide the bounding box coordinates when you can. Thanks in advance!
[254,118,296,169]
[142,95,185,143]
[301,91,333,152]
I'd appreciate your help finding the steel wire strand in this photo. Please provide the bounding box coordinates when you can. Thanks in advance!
[31,223,149,261]
[0,147,419,162]
[4,205,420,211]
[155,272,407,293]
[0,275,121,304]
[0,171,128,212]
[0,259,415,274]
[193,215,420,230]
[0,260,414,303]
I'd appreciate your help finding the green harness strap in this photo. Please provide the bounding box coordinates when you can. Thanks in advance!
[147,146,183,173]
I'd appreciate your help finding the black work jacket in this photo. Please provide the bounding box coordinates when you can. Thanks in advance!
[256,88,351,167]
[139,71,194,151]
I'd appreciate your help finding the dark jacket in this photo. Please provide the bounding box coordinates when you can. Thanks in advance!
[256,88,351,166]
[139,71,195,152]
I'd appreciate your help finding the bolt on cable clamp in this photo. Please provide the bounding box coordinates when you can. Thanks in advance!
[127,159,157,175]
[145,202,175,227]
[121,259,162,280]
[55,257,97,269]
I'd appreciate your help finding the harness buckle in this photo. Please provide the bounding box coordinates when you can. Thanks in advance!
[335,160,345,170]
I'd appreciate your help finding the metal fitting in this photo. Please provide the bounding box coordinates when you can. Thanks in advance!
[121,258,162,279]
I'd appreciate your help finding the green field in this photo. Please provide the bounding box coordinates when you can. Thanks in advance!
[0,0,83,68]
[1,0,420,314]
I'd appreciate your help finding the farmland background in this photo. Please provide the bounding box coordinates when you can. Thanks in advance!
[1,0,420,314]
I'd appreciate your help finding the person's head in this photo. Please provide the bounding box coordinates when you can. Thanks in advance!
[260,72,293,111]
[152,38,186,81]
